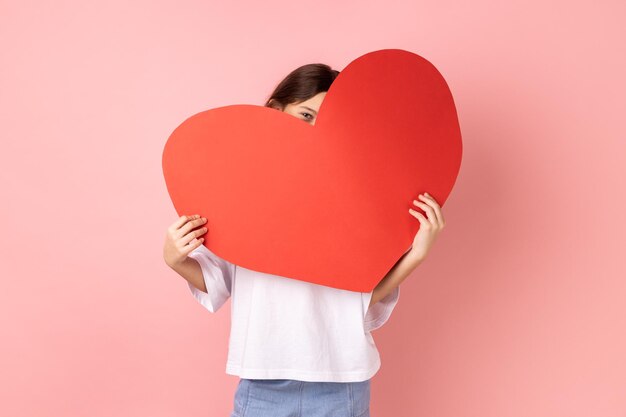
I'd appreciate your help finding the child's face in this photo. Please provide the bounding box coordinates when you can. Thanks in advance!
[282,92,327,126]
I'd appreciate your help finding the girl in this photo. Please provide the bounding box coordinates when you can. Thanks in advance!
[163,63,445,417]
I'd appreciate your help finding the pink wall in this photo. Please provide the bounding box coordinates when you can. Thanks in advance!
[1,1,624,416]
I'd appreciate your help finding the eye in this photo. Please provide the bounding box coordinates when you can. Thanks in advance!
[301,112,313,120]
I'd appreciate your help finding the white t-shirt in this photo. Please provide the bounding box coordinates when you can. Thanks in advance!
[186,244,400,383]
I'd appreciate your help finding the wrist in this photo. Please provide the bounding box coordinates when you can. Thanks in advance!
[167,256,191,272]
[404,248,425,265]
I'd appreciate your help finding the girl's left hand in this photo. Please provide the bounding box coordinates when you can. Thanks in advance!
[408,192,446,262]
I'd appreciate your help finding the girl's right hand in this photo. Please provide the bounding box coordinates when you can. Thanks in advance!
[163,214,208,269]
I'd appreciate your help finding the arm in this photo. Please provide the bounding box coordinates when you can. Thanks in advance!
[369,191,446,308]
[171,257,207,293]
[369,249,422,307]
[163,214,210,292]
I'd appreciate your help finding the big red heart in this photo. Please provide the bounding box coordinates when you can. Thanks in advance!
[163,49,462,292]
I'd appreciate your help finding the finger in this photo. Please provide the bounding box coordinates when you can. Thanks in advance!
[180,224,208,246]
[170,215,196,232]
[421,192,439,206]
[176,215,207,238]
[171,214,200,235]
[181,237,205,255]
[419,194,445,227]
[408,207,429,225]
[412,199,436,225]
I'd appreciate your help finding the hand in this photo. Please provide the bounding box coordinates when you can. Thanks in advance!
[163,214,208,268]
[408,192,446,262]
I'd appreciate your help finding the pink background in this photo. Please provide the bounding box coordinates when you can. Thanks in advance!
[1,1,624,416]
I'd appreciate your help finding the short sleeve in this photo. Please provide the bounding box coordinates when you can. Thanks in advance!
[186,244,235,313]
[361,286,400,333]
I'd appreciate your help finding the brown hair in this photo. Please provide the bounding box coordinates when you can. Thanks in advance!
[264,63,340,110]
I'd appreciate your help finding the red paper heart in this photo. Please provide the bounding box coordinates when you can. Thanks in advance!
[163,49,462,292]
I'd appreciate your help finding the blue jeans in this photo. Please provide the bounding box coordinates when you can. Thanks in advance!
[230,378,371,417]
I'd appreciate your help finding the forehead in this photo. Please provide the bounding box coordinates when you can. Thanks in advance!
[295,92,327,110]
